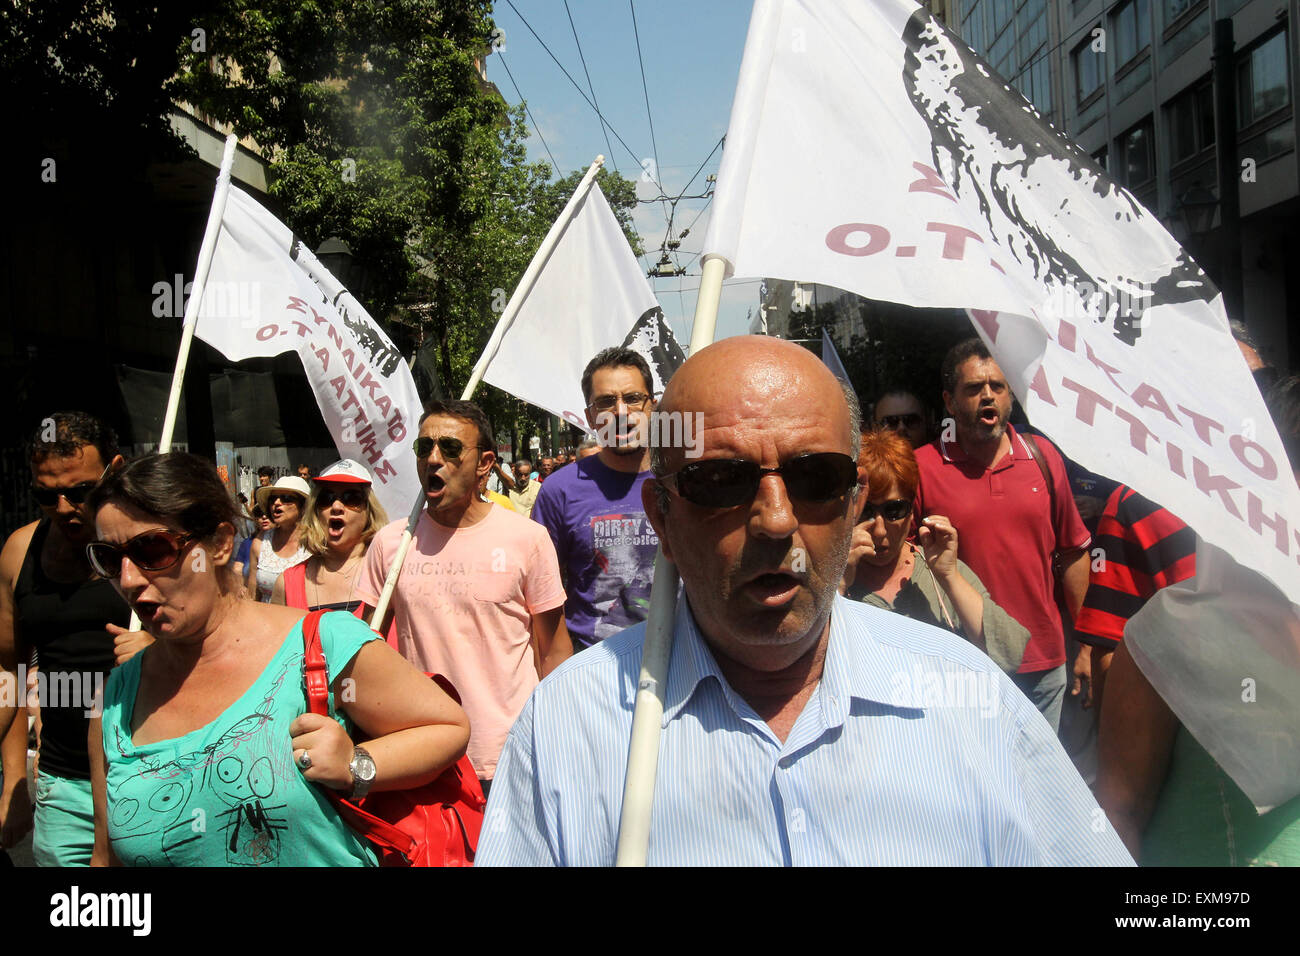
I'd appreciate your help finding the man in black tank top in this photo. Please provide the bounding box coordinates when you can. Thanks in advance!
[0,412,126,865]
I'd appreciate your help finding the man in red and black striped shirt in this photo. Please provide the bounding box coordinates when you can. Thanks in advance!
[1074,485,1197,710]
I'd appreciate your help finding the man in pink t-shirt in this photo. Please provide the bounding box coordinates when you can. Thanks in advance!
[357,400,570,788]
[914,339,1091,732]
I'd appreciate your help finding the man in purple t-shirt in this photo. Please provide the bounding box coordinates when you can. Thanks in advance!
[532,348,660,649]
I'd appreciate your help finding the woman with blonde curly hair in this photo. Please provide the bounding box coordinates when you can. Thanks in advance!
[271,460,388,616]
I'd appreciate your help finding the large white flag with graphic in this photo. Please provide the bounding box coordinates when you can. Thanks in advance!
[481,183,685,431]
[195,186,422,518]
[702,0,1300,808]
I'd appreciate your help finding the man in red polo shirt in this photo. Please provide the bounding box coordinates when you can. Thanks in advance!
[914,338,1091,731]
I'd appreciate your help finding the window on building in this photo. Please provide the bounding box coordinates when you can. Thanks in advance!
[1030,56,1052,115]
[1166,0,1194,23]
[1166,79,1215,164]
[962,3,986,57]
[1238,29,1291,128]
[1073,36,1104,102]
[1113,0,1152,68]
[1092,146,1109,171]
[1120,117,1155,186]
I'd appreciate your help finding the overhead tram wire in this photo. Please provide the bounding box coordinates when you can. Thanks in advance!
[497,53,561,177]
[628,0,669,226]
[564,0,618,175]
[672,135,723,205]
[674,193,717,272]
[502,0,670,203]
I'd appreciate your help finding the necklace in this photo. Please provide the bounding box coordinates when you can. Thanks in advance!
[310,550,363,609]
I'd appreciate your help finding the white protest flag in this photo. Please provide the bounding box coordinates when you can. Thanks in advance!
[702,0,1300,807]
[194,186,422,518]
[480,182,685,428]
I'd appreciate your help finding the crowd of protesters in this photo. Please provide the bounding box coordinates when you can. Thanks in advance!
[1,328,1297,867]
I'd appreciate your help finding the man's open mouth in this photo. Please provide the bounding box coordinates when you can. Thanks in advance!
[743,571,803,607]
[426,474,446,494]
[134,600,162,624]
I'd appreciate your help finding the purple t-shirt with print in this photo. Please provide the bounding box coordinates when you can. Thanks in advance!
[532,456,659,646]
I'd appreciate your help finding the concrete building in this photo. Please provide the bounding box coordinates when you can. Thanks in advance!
[944,0,1298,368]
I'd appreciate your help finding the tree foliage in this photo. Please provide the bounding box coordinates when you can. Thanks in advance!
[7,0,644,456]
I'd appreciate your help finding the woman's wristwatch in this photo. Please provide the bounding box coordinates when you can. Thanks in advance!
[347,746,377,800]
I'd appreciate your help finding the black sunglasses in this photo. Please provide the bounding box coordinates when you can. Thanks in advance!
[587,391,651,413]
[268,493,304,508]
[30,464,110,507]
[662,453,858,509]
[859,498,913,522]
[86,529,198,578]
[315,487,368,511]
[413,435,484,461]
[877,413,923,430]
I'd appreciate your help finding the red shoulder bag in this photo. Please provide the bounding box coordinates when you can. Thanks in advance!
[301,610,486,866]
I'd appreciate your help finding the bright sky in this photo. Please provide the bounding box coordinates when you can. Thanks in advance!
[489,0,758,346]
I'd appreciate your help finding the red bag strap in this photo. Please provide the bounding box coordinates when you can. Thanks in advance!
[300,610,418,860]
[301,609,331,717]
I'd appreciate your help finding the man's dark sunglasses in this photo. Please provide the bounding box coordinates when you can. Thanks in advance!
[86,529,197,579]
[315,487,368,511]
[662,453,858,509]
[30,464,110,507]
[877,413,923,430]
[587,391,651,413]
[859,498,913,522]
[412,436,483,461]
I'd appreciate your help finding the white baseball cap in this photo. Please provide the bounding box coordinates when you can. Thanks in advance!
[313,459,373,485]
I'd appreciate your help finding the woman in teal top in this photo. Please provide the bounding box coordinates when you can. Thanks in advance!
[85,453,470,867]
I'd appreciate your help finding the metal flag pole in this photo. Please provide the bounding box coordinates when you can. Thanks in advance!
[369,156,607,630]
[126,133,239,630]
[614,254,727,866]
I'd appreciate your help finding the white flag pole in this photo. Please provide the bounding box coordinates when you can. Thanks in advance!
[159,133,240,454]
[369,155,607,631]
[615,254,726,866]
[127,133,239,631]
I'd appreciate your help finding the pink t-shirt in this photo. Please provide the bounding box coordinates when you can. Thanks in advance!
[355,507,565,780]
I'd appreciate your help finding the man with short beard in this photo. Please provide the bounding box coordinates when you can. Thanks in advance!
[531,348,660,649]
[914,338,1091,731]
[479,336,1129,866]
[0,412,127,864]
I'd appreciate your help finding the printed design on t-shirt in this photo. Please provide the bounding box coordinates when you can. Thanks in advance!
[404,555,518,614]
[109,653,298,865]
[588,512,658,642]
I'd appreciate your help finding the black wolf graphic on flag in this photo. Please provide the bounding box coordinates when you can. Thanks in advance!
[620,306,686,395]
[900,8,1215,348]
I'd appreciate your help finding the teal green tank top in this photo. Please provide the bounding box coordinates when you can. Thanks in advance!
[101,612,380,866]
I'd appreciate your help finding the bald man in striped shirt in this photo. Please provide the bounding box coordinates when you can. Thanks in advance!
[479,336,1132,866]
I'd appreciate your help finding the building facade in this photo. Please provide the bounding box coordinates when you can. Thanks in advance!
[945,0,1299,368]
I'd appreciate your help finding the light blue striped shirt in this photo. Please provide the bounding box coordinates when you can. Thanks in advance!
[478,593,1134,866]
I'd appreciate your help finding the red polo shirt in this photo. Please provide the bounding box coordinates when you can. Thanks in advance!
[914,425,1090,673]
